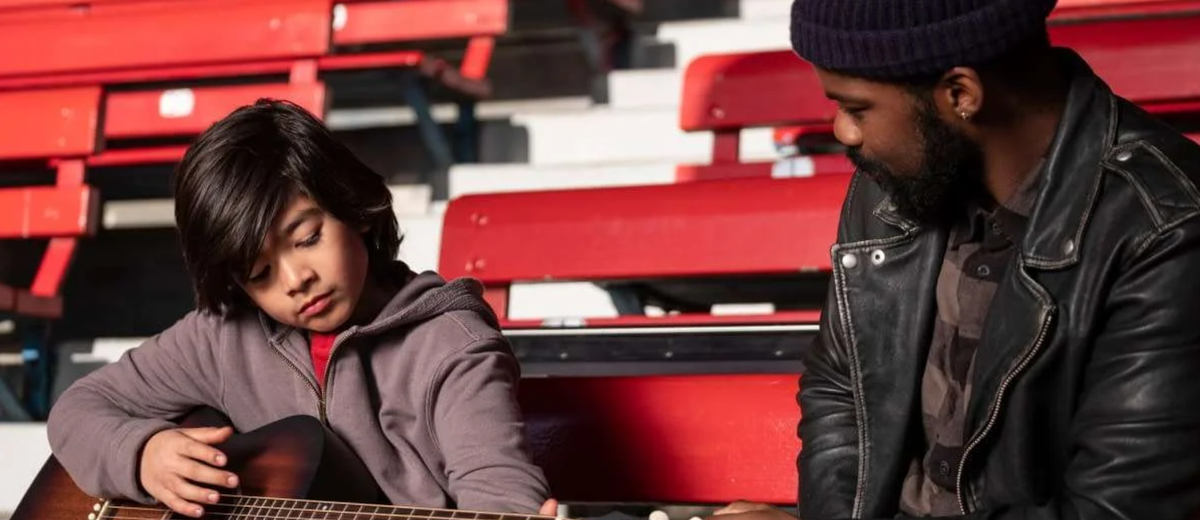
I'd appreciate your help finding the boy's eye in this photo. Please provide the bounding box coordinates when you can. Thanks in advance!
[298,230,321,247]
[247,267,269,284]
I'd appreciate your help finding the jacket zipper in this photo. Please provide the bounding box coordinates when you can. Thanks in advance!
[955,306,1055,514]
[266,340,326,421]
[267,300,438,426]
[317,331,358,424]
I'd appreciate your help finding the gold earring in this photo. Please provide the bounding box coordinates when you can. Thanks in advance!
[959,111,972,122]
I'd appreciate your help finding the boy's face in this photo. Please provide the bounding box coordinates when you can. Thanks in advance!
[240,193,372,333]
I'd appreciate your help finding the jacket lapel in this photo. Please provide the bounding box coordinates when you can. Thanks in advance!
[833,200,946,514]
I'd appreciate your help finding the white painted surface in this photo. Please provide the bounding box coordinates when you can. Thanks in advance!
[657,18,791,71]
[449,161,678,198]
[0,423,51,517]
[738,0,791,20]
[516,106,777,166]
[607,69,682,109]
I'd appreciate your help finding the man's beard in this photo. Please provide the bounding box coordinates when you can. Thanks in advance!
[846,102,984,225]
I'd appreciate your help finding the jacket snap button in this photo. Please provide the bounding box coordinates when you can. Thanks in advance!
[870,250,886,265]
[1064,239,1076,255]
[1115,150,1133,162]
[841,253,859,269]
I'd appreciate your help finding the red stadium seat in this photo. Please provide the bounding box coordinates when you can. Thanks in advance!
[680,12,1200,182]
[519,374,802,505]
[0,0,509,318]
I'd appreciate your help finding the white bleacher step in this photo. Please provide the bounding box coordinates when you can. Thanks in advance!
[656,18,790,69]
[607,69,683,110]
[325,96,593,131]
[0,423,50,517]
[396,207,445,274]
[449,161,678,198]
[738,0,791,20]
[102,184,434,230]
[515,106,776,166]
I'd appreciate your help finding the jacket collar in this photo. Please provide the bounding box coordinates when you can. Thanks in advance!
[875,50,1117,270]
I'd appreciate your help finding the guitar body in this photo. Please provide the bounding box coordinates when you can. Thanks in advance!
[12,409,382,520]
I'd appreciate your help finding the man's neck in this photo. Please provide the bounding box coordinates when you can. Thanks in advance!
[978,63,1070,207]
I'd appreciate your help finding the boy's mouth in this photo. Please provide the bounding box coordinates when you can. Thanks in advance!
[299,292,333,317]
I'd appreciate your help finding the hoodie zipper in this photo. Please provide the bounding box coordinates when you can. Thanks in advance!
[266,340,326,421]
[955,307,1055,514]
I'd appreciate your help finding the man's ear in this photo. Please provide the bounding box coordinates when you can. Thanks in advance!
[935,66,984,123]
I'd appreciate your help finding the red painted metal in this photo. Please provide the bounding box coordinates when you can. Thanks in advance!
[680,51,832,134]
[0,185,97,239]
[1052,0,1200,19]
[0,51,424,92]
[440,175,848,283]
[103,83,327,139]
[31,237,77,296]
[332,0,507,46]
[319,51,425,72]
[520,374,802,505]
[483,287,510,321]
[0,0,331,80]
[1055,15,1200,108]
[13,291,62,318]
[83,146,188,167]
[683,13,1200,181]
[460,36,497,81]
[501,310,823,330]
[0,87,100,160]
[676,154,854,182]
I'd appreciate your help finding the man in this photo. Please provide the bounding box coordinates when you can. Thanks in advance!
[715,0,1200,519]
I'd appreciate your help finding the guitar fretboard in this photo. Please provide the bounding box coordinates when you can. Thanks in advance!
[102,494,557,520]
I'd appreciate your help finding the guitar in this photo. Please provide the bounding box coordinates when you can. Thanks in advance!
[12,408,554,520]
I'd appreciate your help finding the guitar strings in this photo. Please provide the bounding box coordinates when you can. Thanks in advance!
[101,500,566,520]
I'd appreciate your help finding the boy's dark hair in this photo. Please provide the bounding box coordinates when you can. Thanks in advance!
[173,99,401,316]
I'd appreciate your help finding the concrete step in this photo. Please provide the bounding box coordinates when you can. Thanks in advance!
[516,106,776,166]
[326,96,593,131]
[607,68,682,109]
[449,161,678,198]
[737,0,791,20]
[102,185,434,230]
[657,18,790,68]
[0,423,50,516]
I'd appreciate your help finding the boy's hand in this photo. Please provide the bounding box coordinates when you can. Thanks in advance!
[139,426,240,518]
[706,501,798,520]
[539,498,560,516]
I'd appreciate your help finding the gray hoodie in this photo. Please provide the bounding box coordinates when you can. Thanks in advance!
[47,270,549,513]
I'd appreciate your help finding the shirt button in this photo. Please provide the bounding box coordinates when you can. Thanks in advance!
[976,265,991,277]
[939,460,952,477]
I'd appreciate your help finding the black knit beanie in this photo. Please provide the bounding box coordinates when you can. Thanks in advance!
[790,0,1058,80]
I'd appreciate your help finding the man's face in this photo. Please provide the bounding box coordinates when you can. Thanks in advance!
[240,193,372,333]
[815,68,984,225]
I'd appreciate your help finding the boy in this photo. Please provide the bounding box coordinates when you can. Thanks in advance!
[47,100,552,518]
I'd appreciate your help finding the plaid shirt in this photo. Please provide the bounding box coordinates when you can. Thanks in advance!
[899,173,1040,516]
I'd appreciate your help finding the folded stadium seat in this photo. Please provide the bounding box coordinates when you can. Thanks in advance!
[0,0,509,418]
[439,174,848,374]
[519,374,802,506]
[680,10,1200,182]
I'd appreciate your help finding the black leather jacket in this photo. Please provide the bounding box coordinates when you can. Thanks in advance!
[798,52,1200,520]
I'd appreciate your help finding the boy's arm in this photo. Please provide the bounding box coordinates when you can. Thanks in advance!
[427,337,550,513]
[47,311,226,502]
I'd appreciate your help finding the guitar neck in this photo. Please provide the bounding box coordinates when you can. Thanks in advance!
[100,495,560,520]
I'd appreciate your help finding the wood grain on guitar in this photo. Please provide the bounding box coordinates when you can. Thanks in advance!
[11,409,557,520]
